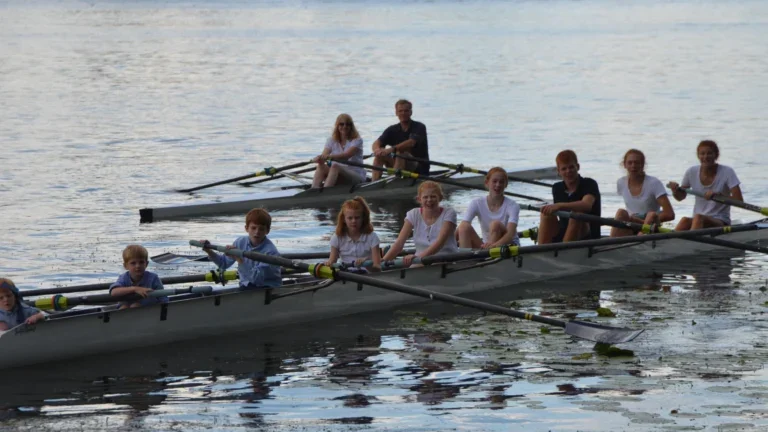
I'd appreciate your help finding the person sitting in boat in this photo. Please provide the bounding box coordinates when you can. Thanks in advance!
[610,149,675,237]
[325,197,382,272]
[667,140,743,231]
[457,167,521,248]
[311,114,367,189]
[382,181,459,267]
[0,278,45,331]
[202,208,282,288]
[370,99,429,181]
[538,150,602,244]
[110,245,168,309]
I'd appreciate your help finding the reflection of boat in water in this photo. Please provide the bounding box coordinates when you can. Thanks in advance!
[1,222,767,371]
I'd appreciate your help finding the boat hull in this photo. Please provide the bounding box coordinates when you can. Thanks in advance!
[2,224,766,370]
[139,166,558,222]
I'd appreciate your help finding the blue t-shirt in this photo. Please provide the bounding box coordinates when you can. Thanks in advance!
[0,304,41,329]
[208,237,282,288]
[109,271,168,306]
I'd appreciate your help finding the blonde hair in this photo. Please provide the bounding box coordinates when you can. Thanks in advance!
[336,197,374,236]
[417,180,444,201]
[331,113,361,143]
[122,245,149,263]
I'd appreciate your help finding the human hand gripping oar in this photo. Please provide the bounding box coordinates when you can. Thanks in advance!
[19,270,238,297]
[681,188,768,217]
[26,286,214,311]
[177,160,314,193]
[190,240,643,343]
[390,153,553,187]
[327,158,548,203]
[519,204,768,254]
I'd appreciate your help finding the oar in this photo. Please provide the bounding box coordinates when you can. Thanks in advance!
[20,270,238,297]
[681,188,768,217]
[27,286,214,311]
[328,159,548,202]
[239,166,318,187]
[177,160,314,193]
[190,241,644,343]
[519,204,768,254]
[390,153,553,187]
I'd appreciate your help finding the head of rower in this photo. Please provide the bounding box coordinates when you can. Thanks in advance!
[556,149,581,186]
[622,149,646,178]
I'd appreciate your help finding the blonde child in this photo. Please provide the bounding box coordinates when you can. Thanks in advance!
[0,278,45,331]
[326,197,381,271]
[110,245,168,309]
[382,181,459,267]
[457,167,521,249]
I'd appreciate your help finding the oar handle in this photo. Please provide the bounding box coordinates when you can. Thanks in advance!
[681,187,768,216]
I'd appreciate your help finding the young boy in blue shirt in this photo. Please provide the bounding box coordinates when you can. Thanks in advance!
[110,245,168,309]
[202,208,282,288]
[0,278,45,331]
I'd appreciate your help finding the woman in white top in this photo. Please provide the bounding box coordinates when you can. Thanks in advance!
[457,167,521,248]
[667,140,743,230]
[311,113,366,188]
[382,181,459,267]
[326,197,381,271]
[610,149,675,237]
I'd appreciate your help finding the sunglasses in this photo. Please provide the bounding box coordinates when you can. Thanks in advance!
[338,122,352,126]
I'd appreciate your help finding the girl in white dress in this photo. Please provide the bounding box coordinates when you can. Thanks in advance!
[610,149,675,237]
[311,113,366,188]
[457,167,521,248]
[326,197,381,271]
[667,140,743,230]
[382,181,459,267]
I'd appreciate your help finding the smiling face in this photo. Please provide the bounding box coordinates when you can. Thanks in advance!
[0,288,15,312]
[697,145,718,167]
[245,222,269,246]
[557,160,580,182]
[418,186,441,209]
[124,258,148,282]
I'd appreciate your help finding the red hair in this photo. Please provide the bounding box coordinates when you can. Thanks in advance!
[417,180,444,201]
[485,167,508,189]
[556,150,578,167]
[336,197,374,236]
[245,208,272,229]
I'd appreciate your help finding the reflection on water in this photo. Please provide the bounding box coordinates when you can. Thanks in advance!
[1,252,768,430]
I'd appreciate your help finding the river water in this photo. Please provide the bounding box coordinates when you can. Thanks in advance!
[2,0,768,430]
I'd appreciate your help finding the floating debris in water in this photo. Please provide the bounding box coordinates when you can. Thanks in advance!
[594,343,635,358]
[596,307,616,317]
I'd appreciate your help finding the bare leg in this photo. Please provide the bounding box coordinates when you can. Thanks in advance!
[457,223,483,248]
[675,216,692,231]
[611,209,633,237]
[537,214,560,244]
[691,214,725,230]
[312,162,330,188]
[487,220,507,244]
[563,219,590,242]
[371,155,395,181]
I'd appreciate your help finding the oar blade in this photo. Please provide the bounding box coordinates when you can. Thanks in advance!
[564,320,644,344]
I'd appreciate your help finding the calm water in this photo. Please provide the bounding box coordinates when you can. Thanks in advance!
[2,0,768,430]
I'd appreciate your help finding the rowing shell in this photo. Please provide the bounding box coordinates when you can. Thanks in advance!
[2,220,766,370]
[139,166,557,223]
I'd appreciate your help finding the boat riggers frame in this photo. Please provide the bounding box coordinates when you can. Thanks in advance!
[518,204,768,254]
[190,240,644,344]
[177,160,315,193]
[327,158,548,203]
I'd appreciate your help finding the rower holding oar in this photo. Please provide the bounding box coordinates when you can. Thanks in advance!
[110,245,169,309]
[667,140,743,231]
[201,208,282,289]
[383,181,459,267]
[311,114,367,189]
[610,149,675,237]
[371,99,429,181]
[457,167,521,248]
[0,278,45,331]
[538,150,602,244]
[326,197,382,272]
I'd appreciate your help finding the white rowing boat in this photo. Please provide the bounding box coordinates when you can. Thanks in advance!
[139,166,558,222]
[2,220,766,370]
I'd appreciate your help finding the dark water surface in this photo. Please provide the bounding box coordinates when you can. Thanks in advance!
[2,0,768,430]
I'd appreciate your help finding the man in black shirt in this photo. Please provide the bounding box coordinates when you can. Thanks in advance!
[538,150,602,243]
[371,99,429,181]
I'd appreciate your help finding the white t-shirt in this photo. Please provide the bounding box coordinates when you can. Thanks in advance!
[405,207,459,255]
[325,137,365,181]
[617,175,667,216]
[461,196,520,242]
[681,164,740,224]
[330,232,380,262]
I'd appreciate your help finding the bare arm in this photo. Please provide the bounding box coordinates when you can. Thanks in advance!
[382,221,413,261]
[369,246,382,271]
[657,195,675,222]
[0,322,8,331]
[313,147,333,163]
[490,222,518,248]
[111,286,151,297]
[667,181,688,201]
[729,184,744,202]
[394,138,417,153]
[417,221,456,258]
[553,194,596,213]
[325,246,340,266]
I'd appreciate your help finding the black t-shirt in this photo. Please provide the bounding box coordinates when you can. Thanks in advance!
[552,176,601,239]
[378,120,429,174]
